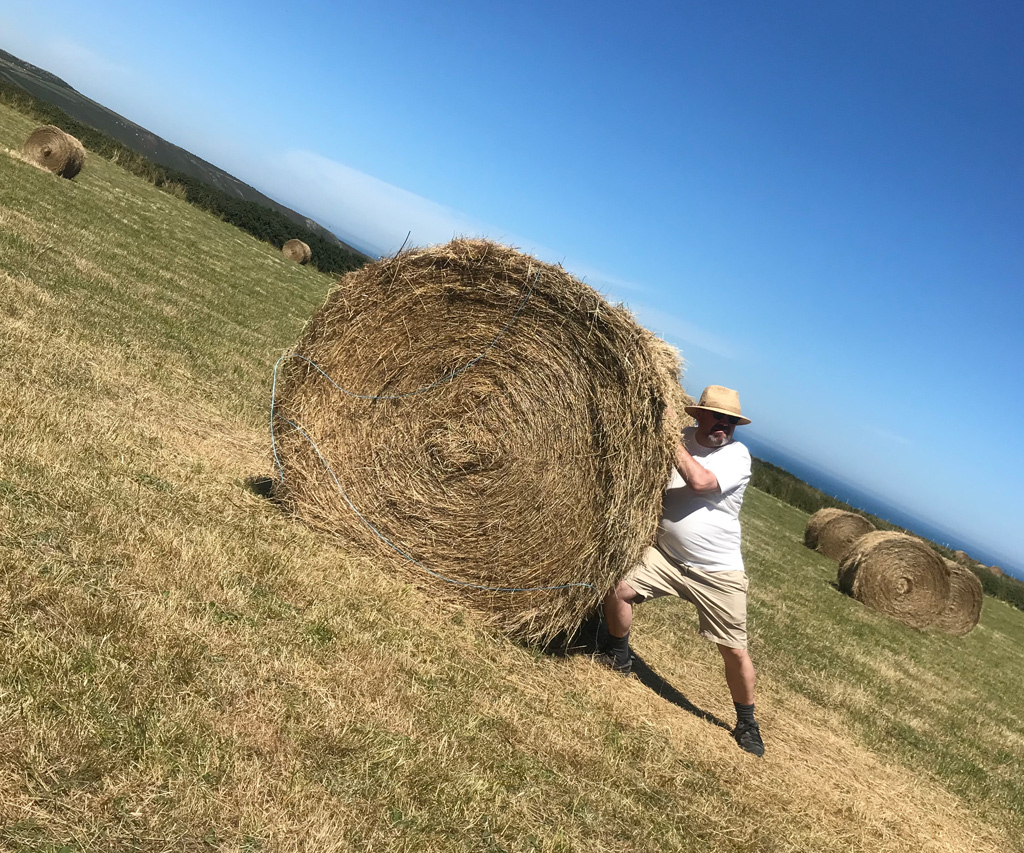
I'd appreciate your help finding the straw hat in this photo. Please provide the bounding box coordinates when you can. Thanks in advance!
[684,385,751,425]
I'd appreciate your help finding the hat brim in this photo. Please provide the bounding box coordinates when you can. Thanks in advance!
[683,404,751,426]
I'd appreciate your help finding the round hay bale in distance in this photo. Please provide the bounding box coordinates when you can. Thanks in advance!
[22,125,85,178]
[837,531,951,629]
[933,558,983,636]
[816,511,876,561]
[804,507,847,549]
[272,238,684,642]
[282,239,312,264]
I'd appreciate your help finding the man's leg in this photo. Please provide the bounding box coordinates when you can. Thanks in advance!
[598,581,639,672]
[718,644,763,757]
[718,644,755,705]
[603,580,638,638]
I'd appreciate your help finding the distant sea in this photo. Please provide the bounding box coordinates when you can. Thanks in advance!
[742,433,1023,582]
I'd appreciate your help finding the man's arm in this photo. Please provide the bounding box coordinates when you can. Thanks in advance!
[673,440,720,494]
[665,403,720,493]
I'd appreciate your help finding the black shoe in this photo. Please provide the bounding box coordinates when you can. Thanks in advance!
[733,719,764,757]
[593,650,633,676]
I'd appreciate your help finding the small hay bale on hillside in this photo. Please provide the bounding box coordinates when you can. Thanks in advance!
[816,511,876,561]
[837,531,951,630]
[282,239,312,264]
[22,125,85,179]
[271,238,690,643]
[933,558,983,636]
[804,507,847,549]
[952,549,971,565]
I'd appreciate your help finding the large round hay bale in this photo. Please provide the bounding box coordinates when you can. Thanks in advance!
[837,531,951,629]
[282,239,312,264]
[804,507,847,549]
[22,125,85,178]
[271,238,687,642]
[933,558,983,636]
[816,511,875,561]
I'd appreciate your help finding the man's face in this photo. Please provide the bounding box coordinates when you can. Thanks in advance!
[694,409,738,448]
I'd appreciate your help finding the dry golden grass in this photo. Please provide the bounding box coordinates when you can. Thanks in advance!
[3,145,53,173]
[1,98,1022,851]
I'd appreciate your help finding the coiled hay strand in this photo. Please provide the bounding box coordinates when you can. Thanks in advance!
[816,511,876,561]
[282,239,312,264]
[837,531,951,629]
[804,507,847,549]
[272,238,683,643]
[933,558,983,636]
[22,125,85,178]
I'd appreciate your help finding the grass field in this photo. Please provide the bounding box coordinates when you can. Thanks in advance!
[2,101,1023,852]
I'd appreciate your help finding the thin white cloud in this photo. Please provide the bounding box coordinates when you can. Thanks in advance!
[2,31,132,96]
[868,426,914,447]
[260,150,487,257]
[626,302,742,361]
[564,265,652,298]
[249,151,656,300]
[45,37,131,85]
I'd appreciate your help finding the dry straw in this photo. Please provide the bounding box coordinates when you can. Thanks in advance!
[933,558,983,636]
[271,238,690,642]
[282,239,312,264]
[816,511,876,561]
[22,125,85,179]
[838,531,951,629]
[804,507,847,549]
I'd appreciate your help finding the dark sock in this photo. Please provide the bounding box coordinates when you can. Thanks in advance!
[734,702,756,725]
[608,631,630,666]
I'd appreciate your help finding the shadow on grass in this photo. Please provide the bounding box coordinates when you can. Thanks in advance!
[243,475,282,502]
[543,611,731,731]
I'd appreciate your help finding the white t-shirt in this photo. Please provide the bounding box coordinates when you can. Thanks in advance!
[657,427,751,573]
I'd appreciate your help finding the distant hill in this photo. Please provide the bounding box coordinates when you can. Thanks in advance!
[0,47,368,261]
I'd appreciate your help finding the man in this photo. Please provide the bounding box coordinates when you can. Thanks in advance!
[598,385,764,757]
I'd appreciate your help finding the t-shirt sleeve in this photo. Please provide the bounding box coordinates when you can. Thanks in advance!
[700,442,751,495]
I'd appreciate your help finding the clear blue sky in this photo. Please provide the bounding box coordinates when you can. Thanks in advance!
[4,1,1022,576]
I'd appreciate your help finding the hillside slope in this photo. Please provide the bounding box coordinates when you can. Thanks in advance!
[1,99,1023,852]
[0,47,366,259]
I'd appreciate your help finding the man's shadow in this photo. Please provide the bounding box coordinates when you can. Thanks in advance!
[546,611,731,731]
[244,475,280,502]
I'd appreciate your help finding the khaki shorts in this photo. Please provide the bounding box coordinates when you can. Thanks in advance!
[625,545,749,649]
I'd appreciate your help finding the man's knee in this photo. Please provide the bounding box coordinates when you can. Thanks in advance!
[717,643,751,664]
[611,580,639,603]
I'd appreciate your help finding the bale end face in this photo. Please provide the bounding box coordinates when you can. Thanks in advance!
[271,238,687,643]
[932,559,983,636]
[283,239,312,264]
[837,531,950,630]
[805,507,847,549]
[816,512,876,561]
[22,125,85,179]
